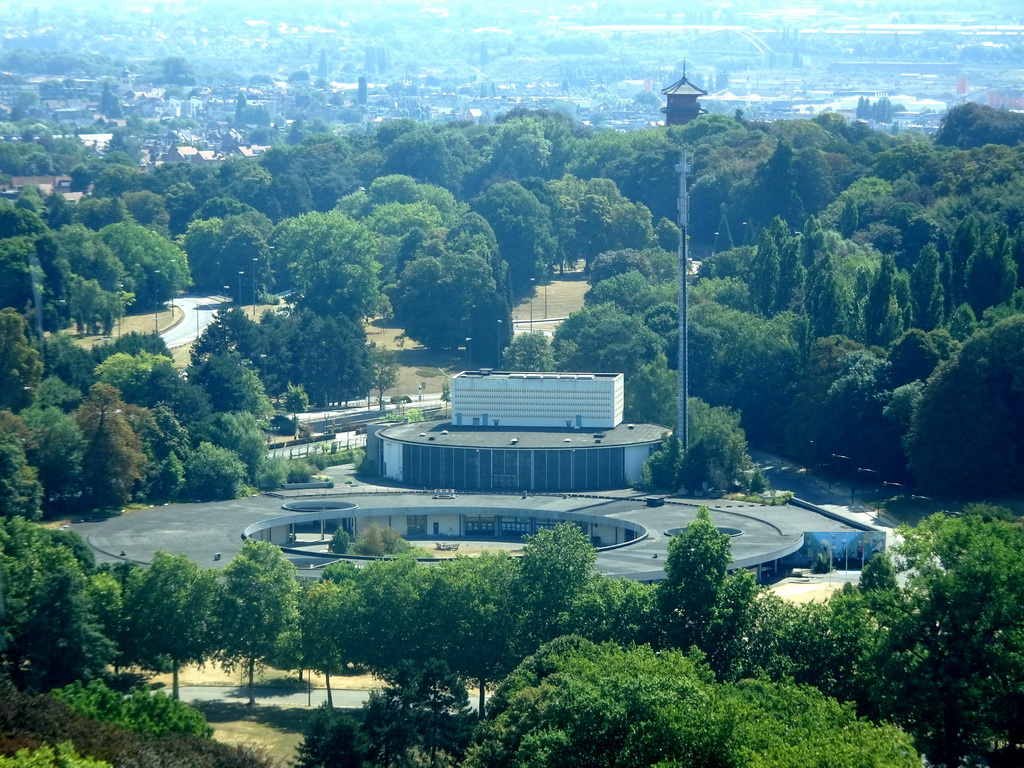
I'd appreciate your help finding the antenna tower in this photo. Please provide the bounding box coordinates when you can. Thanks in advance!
[676,151,689,449]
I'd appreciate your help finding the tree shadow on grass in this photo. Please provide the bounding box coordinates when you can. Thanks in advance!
[193,701,316,735]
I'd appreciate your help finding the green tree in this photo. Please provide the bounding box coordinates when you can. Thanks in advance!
[367,342,399,410]
[908,315,1024,494]
[467,639,917,768]
[275,210,381,321]
[0,308,42,411]
[73,383,147,509]
[189,351,272,419]
[965,225,1017,316]
[123,551,219,699]
[295,705,366,768]
[474,181,555,298]
[513,523,596,655]
[910,242,945,330]
[93,350,177,408]
[0,430,42,521]
[870,514,1024,767]
[501,331,555,372]
[658,505,760,680]
[97,222,190,311]
[427,553,518,718]
[623,354,675,426]
[299,580,358,708]
[1,519,110,687]
[679,400,752,493]
[552,302,662,376]
[183,442,246,501]
[284,383,309,439]
[199,411,265,484]
[21,406,84,517]
[219,540,300,705]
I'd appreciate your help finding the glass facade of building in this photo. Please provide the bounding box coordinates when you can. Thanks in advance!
[400,443,630,491]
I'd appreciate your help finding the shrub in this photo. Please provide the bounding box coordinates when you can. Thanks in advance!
[256,456,288,490]
[328,528,350,554]
[53,680,213,740]
[351,525,414,557]
[811,552,833,574]
[183,442,246,501]
[286,459,315,484]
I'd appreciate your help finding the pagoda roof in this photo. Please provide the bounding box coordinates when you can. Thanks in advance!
[661,75,708,97]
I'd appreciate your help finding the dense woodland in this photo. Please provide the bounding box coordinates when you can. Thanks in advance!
[3,103,1024,516]
[4,103,1024,765]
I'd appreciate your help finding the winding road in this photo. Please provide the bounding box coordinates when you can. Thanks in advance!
[160,294,231,349]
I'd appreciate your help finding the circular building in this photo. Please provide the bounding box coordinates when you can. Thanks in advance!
[370,419,663,492]
[368,367,664,493]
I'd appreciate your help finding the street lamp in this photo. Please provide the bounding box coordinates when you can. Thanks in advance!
[829,453,851,490]
[238,271,245,306]
[152,270,161,332]
[465,337,473,369]
[529,277,535,328]
[252,257,258,318]
[496,319,503,368]
[854,467,879,502]
[543,280,548,321]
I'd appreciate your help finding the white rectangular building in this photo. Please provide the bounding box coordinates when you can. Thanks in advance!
[451,371,624,429]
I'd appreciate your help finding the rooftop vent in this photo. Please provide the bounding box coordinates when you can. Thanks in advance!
[627,424,635,430]
[510,437,519,444]
[441,430,449,435]
[419,432,427,437]
[563,438,572,443]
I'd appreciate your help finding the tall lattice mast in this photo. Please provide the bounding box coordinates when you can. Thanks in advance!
[676,151,689,449]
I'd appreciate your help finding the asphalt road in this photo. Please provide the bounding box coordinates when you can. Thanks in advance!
[177,685,371,709]
[160,294,230,349]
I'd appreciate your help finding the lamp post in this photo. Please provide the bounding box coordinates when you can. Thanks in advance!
[496,319,503,368]
[529,278,535,328]
[830,453,851,491]
[237,271,245,306]
[115,283,123,337]
[829,532,836,586]
[152,270,161,332]
[855,467,879,502]
[252,257,258,318]
[465,337,473,369]
[543,280,548,320]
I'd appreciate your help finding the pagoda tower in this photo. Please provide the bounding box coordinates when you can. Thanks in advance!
[661,70,707,126]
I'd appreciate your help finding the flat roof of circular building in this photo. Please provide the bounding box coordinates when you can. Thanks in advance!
[378,419,666,449]
[71,492,868,583]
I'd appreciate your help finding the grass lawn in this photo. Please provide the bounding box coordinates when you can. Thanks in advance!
[71,305,184,350]
[193,701,313,765]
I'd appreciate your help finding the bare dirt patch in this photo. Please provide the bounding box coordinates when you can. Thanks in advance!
[771,579,845,604]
